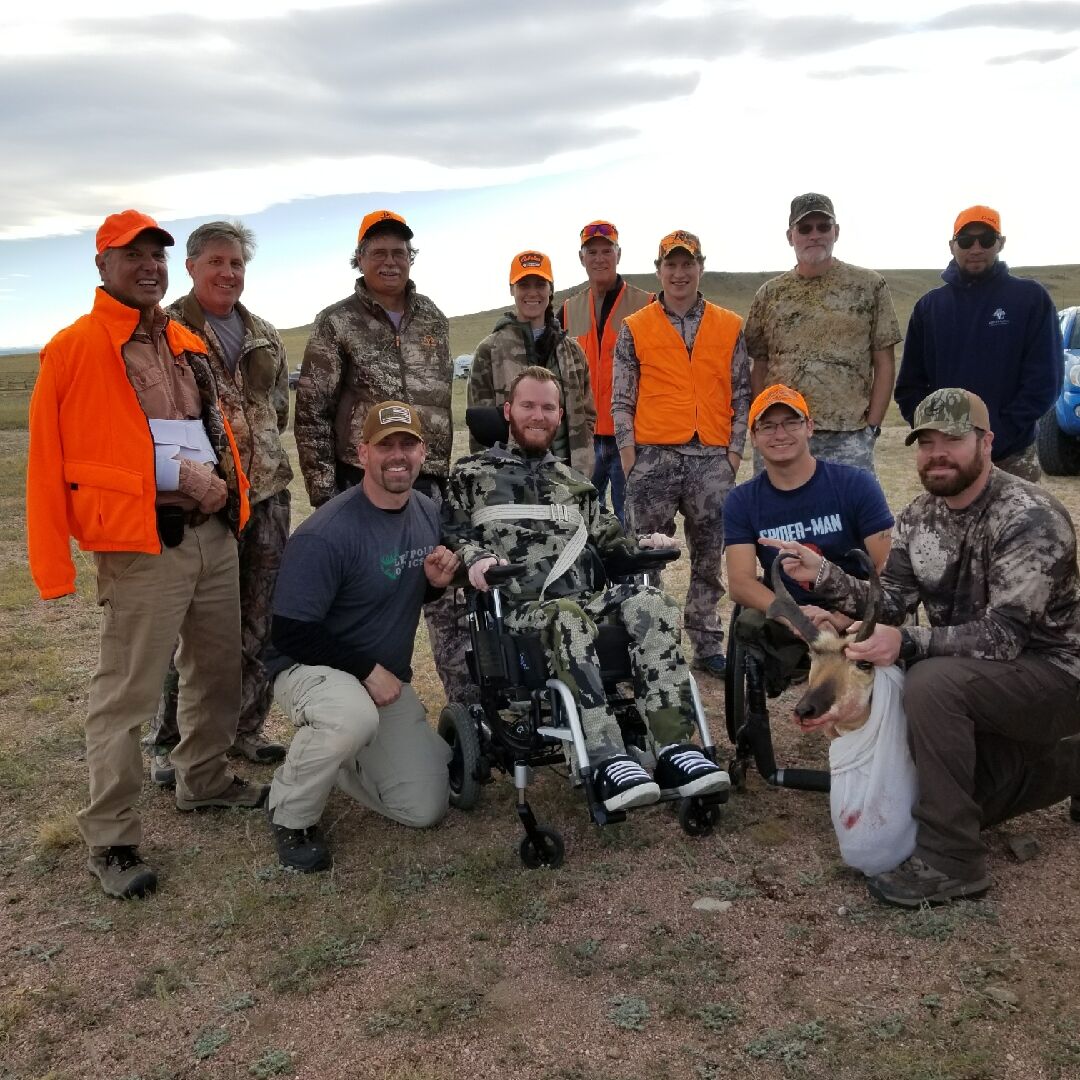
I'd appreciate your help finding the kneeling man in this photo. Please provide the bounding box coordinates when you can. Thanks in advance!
[770,389,1080,907]
[446,366,729,813]
[264,402,458,871]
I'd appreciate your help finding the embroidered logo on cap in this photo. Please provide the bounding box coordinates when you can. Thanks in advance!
[378,404,412,425]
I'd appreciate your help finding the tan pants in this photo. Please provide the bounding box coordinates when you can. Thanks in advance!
[268,666,451,831]
[78,515,241,851]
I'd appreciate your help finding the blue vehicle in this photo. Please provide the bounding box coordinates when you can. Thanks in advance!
[1036,305,1080,475]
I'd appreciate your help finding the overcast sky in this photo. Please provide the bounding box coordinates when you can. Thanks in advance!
[1,0,1078,348]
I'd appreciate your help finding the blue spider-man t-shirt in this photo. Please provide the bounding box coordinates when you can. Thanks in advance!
[723,460,894,605]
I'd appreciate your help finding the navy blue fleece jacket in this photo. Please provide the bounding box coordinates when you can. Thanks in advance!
[895,260,1061,461]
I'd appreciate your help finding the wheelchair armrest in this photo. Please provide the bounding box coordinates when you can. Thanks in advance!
[602,547,680,577]
[483,562,527,586]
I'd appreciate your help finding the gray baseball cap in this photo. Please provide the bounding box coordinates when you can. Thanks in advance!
[789,193,836,226]
[904,388,991,445]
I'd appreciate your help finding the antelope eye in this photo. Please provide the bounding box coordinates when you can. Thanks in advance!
[855,661,874,673]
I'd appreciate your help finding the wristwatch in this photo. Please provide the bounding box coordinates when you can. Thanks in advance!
[866,424,882,438]
[897,628,919,664]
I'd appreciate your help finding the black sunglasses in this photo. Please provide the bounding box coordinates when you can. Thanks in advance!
[795,220,835,235]
[954,233,999,250]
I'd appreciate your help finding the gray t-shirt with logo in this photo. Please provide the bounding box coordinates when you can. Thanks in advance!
[265,484,439,681]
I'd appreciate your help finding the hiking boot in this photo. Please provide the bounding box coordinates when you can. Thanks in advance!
[655,744,731,798]
[230,732,287,764]
[87,846,158,899]
[150,746,176,788]
[176,776,269,812]
[593,755,660,812]
[866,857,991,908]
[269,814,333,873]
[694,653,727,677]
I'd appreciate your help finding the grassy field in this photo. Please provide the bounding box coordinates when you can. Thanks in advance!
[3,293,1080,1079]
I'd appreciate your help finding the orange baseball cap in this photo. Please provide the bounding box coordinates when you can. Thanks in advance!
[749,384,811,430]
[95,210,174,254]
[580,220,619,246]
[657,229,703,260]
[357,209,414,244]
[952,205,1001,238]
[509,250,554,285]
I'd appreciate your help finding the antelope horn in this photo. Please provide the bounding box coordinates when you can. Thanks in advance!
[848,548,882,643]
[767,553,821,643]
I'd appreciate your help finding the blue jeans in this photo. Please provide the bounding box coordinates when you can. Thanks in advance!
[592,435,626,524]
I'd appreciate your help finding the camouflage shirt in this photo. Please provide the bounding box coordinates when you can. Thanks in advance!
[294,278,451,506]
[468,313,596,476]
[445,440,637,603]
[610,293,750,457]
[818,468,1080,682]
[743,259,901,431]
[166,292,292,504]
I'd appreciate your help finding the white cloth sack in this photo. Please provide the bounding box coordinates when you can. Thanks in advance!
[828,665,917,876]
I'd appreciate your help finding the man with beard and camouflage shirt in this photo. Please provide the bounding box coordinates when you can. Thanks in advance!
[294,210,470,704]
[766,389,1080,909]
[148,221,292,782]
[446,366,730,814]
[611,229,751,678]
[744,193,901,473]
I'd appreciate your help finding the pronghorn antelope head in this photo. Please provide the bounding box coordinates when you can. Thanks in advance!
[766,549,883,737]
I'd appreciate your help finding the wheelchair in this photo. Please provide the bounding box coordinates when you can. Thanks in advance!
[723,603,830,796]
[437,552,729,870]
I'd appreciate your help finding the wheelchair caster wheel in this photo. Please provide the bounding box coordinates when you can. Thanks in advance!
[438,703,482,810]
[678,797,721,837]
[519,827,565,869]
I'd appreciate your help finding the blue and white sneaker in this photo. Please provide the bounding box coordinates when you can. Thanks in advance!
[593,755,661,811]
[655,744,730,798]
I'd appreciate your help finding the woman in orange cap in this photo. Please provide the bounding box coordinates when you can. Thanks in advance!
[468,250,595,474]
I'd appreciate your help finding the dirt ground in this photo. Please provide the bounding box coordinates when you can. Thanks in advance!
[3,420,1080,1080]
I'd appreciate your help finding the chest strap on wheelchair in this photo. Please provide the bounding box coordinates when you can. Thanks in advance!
[470,503,588,602]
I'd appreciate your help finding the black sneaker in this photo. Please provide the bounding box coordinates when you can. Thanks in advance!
[593,755,660,812]
[654,744,731,798]
[269,815,333,873]
[87,846,158,899]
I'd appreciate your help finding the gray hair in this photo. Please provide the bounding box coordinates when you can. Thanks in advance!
[186,220,256,262]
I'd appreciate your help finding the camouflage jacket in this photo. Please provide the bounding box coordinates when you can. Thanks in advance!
[294,278,451,506]
[743,259,901,431]
[611,293,751,457]
[445,440,637,603]
[166,292,292,504]
[819,468,1080,682]
[468,313,596,476]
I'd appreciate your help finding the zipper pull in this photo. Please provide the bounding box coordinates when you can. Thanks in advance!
[395,334,401,349]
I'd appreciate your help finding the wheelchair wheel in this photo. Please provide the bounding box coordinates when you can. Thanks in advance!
[724,632,746,747]
[678,797,722,837]
[519,826,565,869]
[438,703,481,810]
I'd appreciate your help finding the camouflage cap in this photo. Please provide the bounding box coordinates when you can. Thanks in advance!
[361,400,424,445]
[788,193,835,226]
[657,229,703,260]
[904,388,991,445]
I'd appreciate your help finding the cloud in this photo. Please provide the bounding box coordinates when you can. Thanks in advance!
[988,45,1077,64]
[809,64,907,80]
[926,2,1080,32]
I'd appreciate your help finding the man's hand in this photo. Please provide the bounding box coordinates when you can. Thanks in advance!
[198,473,228,514]
[468,556,507,592]
[638,532,679,551]
[757,537,823,584]
[362,663,402,706]
[844,624,901,667]
[727,450,742,475]
[802,604,854,634]
[424,545,460,589]
[619,446,636,477]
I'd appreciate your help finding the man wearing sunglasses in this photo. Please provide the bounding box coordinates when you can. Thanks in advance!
[895,206,1060,482]
[744,193,901,474]
[560,220,653,524]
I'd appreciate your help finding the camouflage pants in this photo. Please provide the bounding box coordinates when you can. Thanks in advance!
[625,445,734,661]
[507,583,694,762]
[995,443,1042,483]
[148,490,291,748]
